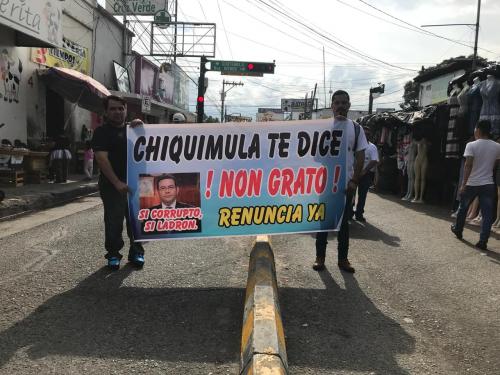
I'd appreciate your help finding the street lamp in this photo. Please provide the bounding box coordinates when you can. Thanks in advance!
[368,83,385,114]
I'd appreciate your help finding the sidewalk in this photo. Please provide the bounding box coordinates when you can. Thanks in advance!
[0,174,99,221]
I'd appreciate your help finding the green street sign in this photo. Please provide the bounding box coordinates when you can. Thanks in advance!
[209,60,275,77]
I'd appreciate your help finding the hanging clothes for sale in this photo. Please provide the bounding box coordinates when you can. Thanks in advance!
[445,85,461,159]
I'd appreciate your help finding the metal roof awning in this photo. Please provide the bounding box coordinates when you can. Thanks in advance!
[109,91,192,119]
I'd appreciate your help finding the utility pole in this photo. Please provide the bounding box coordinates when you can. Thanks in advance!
[323,47,327,108]
[421,0,481,70]
[220,80,243,123]
[310,83,317,119]
[472,0,481,70]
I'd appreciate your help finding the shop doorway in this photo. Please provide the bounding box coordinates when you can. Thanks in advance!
[46,88,65,138]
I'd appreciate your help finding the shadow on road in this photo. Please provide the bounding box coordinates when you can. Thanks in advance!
[0,266,244,368]
[281,268,414,374]
[1,264,414,373]
[460,238,500,265]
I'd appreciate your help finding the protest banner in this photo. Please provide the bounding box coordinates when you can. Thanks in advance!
[127,119,347,240]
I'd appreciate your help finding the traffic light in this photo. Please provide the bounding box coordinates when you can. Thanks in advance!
[246,62,275,74]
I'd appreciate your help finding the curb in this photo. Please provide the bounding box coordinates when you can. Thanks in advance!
[240,235,288,375]
[0,184,99,221]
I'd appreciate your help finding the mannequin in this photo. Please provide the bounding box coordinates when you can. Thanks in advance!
[402,139,417,201]
[445,83,461,159]
[479,74,500,138]
[494,151,500,228]
[412,138,428,203]
[467,76,483,135]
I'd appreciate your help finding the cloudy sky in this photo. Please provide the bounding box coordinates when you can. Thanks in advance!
[101,0,500,120]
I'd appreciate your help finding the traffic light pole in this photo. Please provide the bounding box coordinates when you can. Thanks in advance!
[197,56,207,123]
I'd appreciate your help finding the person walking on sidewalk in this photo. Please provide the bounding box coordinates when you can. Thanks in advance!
[91,95,145,270]
[451,120,500,250]
[313,90,368,273]
[353,127,379,222]
[83,141,94,181]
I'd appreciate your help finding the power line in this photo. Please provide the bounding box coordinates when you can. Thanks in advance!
[357,0,497,55]
[249,0,417,71]
[216,0,234,60]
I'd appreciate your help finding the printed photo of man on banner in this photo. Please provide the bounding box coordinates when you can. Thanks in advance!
[127,119,347,240]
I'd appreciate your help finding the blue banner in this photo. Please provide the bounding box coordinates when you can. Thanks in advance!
[127,119,347,240]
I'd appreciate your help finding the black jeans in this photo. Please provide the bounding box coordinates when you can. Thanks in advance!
[315,192,353,261]
[355,172,375,217]
[99,177,144,259]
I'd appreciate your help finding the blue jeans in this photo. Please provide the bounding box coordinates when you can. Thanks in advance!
[316,192,353,261]
[355,172,374,217]
[454,184,495,243]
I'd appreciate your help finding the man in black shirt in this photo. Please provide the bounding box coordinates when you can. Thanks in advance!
[92,95,145,270]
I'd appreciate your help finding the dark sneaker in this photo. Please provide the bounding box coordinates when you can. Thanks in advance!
[475,241,487,251]
[355,215,366,222]
[128,253,145,268]
[338,259,355,273]
[107,257,120,270]
[312,256,325,271]
[450,225,462,239]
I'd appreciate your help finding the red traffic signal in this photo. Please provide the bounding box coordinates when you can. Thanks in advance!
[244,62,275,74]
[197,96,205,103]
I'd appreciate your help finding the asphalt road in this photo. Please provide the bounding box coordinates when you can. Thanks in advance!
[0,193,498,374]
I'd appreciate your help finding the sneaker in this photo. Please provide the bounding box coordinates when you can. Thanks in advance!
[338,259,355,273]
[128,253,145,268]
[312,256,325,271]
[450,225,462,240]
[475,241,487,251]
[355,215,366,222]
[107,257,120,270]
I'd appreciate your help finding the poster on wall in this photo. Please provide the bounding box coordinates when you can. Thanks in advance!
[0,0,63,47]
[158,63,174,104]
[0,48,27,142]
[135,56,158,97]
[171,62,189,110]
[126,119,348,240]
[113,61,131,93]
[31,37,90,74]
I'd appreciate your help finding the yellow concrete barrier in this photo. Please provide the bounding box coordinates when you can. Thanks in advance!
[240,235,288,374]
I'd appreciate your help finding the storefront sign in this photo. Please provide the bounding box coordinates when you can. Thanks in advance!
[281,98,318,112]
[127,119,348,240]
[142,95,151,113]
[106,0,167,16]
[31,37,90,74]
[0,0,63,47]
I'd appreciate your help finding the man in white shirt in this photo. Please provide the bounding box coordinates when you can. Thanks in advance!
[451,120,500,250]
[313,90,368,273]
[353,128,379,222]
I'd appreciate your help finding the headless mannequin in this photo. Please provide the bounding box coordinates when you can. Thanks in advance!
[467,76,483,135]
[479,74,500,138]
[402,140,417,200]
[412,138,428,203]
